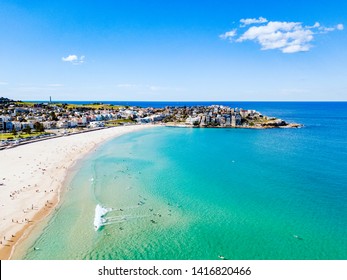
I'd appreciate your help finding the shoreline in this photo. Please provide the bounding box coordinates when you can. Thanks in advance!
[165,122,302,129]
[0,124,154,259]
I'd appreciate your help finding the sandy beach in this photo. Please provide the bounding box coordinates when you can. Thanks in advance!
[0,125,153,259]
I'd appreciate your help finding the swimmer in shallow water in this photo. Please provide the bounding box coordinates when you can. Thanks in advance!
[293,235,303,240]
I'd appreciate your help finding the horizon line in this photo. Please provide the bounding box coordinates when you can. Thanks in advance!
[22,100,347,103]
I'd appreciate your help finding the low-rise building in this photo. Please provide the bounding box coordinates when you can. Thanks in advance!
[89,121,105,128]
[57,121,69,129]
[0,116,5,131]
[240,110,249,118]
[21,122,34,129]
[42,121,54,129]
[235,114,242,125]
[185,116,200,125]
[11,121,22,131]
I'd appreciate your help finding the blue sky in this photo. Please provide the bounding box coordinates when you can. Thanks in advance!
[0,0,346,101]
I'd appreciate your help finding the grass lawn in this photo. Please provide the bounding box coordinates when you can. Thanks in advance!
[105,119,135,126]
[15,101,36,107]
[0,132,48,140]
[64,104,125,110]
[14,101,126,110]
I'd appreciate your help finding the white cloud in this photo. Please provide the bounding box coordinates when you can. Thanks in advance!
[306,22,320,29]
[237,21,314,53]
[221,19,342,53]
[240,17,268,26]
[219,29,237,40]
[317,23,344,33]
[0,81,8,85]
[62,55,77,62]
[62,54,85,64]
[319,26,335,33]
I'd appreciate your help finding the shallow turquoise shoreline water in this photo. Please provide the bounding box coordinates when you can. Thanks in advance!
[19,103,347,260]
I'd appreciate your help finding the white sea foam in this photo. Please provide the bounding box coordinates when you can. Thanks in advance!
[94,204,109,231]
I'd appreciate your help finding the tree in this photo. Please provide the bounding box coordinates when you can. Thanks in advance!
[23,126,31,134]
[34,122,45,132]
[12,127,17,136]
[50,111,58,121]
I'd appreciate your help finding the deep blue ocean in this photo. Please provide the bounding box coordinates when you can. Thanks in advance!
[18,102,347,260]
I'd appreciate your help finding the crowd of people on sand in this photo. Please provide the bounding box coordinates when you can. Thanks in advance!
[1,144,88,252]
[1,194,54,250]
[0,126,151,257]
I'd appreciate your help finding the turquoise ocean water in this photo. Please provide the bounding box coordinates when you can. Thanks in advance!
[17,102,347,259]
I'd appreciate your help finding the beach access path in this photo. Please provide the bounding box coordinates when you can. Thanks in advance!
[0,124,154,259]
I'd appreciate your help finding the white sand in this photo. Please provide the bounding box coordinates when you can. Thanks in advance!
[0,125,153,259]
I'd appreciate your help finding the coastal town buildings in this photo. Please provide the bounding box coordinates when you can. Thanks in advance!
[0,97,297,148]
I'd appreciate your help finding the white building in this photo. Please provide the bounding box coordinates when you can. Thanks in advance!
[185,116,201,125]
[57,121,69,129]
[11,121,22,131]
[68,120,78,128]
[0,115,11,130]
[240,110,249,118]
[89,121,105,128]
[42,121,54,129]
[151,114,165,122]
[231,115,242,126]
